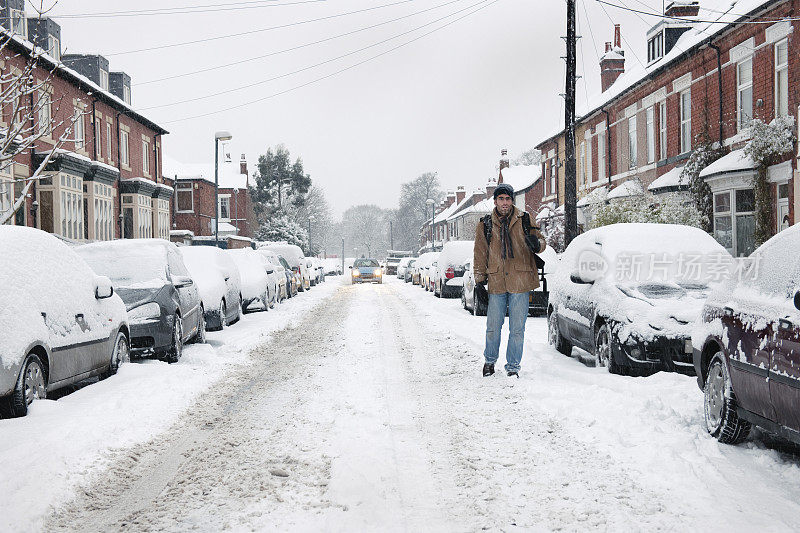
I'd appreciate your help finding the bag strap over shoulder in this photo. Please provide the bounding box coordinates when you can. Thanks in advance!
[482,214,492,245]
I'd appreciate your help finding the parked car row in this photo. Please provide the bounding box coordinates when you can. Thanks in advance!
[401,222,800,448]
[0,227,331,418]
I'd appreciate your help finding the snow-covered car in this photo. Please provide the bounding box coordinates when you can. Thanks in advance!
[0,227,129,417]
[307,257,324,285]
[226,248,273,311]
[180,246,242,330]
[396,257,414,279]
[434,241,473,298]
[413,252,439,286]
[277,254,299,297]
[350,258,383,284]
[693,223,800,445]
[322,258,343,276]
[424,259,439,292]
[256,249,288,303]
[548,223,729,376]
[76,239,204,363]
[258,243,310,292]
[403,259,416,283]
[461,261,487,316]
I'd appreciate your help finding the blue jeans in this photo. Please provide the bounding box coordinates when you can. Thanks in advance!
[484,292,529,373]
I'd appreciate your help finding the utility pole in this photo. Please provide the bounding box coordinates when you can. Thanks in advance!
[563,0,578,246]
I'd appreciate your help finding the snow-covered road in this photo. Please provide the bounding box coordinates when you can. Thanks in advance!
[4,277,800,531]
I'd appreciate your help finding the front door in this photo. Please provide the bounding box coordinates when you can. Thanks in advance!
[777,181,790,232]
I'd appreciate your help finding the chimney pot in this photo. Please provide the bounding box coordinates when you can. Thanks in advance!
[614,24,621,48]
[605,41,612,52]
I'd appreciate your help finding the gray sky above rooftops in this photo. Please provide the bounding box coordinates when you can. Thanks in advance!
[49,0,648,216]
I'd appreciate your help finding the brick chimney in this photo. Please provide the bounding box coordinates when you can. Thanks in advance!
[456,185,466,205]
[500,149,509,171]
[665,1,700,17]
[445,190,456,207]
[600,25,625,92]
[239,154,247,175]
[485,178,497,200]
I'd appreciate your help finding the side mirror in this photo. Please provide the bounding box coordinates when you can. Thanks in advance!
[174,276,194,288]
[265,266,275,274]
[570,271,593,285]
[795,290,800,311]
[94,276,114,299]
[348,265,352,269]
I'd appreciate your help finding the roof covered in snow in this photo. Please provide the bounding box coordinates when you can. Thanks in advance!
[500,164,541,192]
[648,166,688,191]
[162,154,249,190]
[448,197,493,220]
[698,148,756,178]
[607,180,644,200]
[577,185,608,207]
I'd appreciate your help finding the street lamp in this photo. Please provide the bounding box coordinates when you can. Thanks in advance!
[426,198,435,250]
[308,215,315,256]
[214,130,233,246]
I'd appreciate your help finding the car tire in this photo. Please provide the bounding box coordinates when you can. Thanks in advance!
[548,310,572,356]
[219,299,228,329]
[704,352,751,444]
[101,331,129,380]
[165,315,183,364]
[193,308,207,344]
[594,323,620,374]
[8,353,47,417]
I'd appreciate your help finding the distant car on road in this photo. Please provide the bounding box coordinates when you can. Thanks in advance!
[77,239,204,364]
[1,227,129,417]
[396,257,414,279]
[350,258,383,284]
[693,223,800,445]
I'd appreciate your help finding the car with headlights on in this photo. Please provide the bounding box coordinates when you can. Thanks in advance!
[547,223,729,376]
[0,227,129,417]
[693,223,800,445]
[350,258,383,284]
[180,246,242,330]
[76,239,204,364]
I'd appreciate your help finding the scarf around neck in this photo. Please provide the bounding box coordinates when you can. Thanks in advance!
[495,208,514,260]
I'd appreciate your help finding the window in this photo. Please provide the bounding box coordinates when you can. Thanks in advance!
[219,195,231,221]
[647,32,664,63]
[10,8,26,37]
[56,174,84,240]
[142,140,150,175]
[737,57,753,130]
[775,39,789,119]
[713,189,756,256]
[74,109,85,150]
[597,131,605,182]
[90,183,114,241]
[580,142,586,187]
[99,69,109,91]
[38,91,51,136]
[106,123,113,161]
[646,106,655,164]
[550,158,557,196]
[120,129,129,166]
[628,115,637,170]
[47,35,60,61]
[680,90,691,154]
[123,85,131,104]
[177,182,193,212]
[659,100,667,160]
[0,176,12,225]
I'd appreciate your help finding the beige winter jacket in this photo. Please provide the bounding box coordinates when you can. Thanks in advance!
[473,206,547,294]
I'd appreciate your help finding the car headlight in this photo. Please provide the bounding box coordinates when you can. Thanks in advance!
[374,268,382,276]
[352,270,360,277]
[128,302,161,322]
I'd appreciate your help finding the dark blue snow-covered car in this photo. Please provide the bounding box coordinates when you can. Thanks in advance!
[350,258,383,284]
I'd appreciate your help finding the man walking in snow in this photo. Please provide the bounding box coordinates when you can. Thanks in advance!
[473,183,547,377]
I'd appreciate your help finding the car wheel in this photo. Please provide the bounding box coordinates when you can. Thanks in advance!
[193,308,207,344]
[9,353,47,417]
[165,315,183,364]
[101,331,130,379]
[594,324,619,374]
[220,299,228,329]
[548,310,572,356]
[704,352,751,444]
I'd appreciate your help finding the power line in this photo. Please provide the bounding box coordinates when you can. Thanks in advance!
[161,0,501,124]
[596,0,800,24]
[597,0,644,67]
[50,0,327,19]
[137,0,469,86]
[138,0,490,110]
[105,0,417,56]
[579,0,600,62]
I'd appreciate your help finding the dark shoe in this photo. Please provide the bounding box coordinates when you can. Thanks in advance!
[482,363,495,377]
[507,371,519,378]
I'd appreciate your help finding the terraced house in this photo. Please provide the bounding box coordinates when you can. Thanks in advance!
[0,1,170,241]
[535,0,799,256]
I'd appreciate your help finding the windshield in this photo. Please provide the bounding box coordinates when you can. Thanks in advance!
[78,244,168,288]
[354,259,379,268]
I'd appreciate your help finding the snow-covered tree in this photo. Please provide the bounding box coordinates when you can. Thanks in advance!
[591,185,702,229]
[513,148,542,167]
[397,172,443,249]
[681,133,727,233]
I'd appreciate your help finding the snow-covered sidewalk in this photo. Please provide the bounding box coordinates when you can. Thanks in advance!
[0,279,341,532]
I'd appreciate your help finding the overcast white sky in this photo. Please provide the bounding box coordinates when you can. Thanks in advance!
[47,0,652,216]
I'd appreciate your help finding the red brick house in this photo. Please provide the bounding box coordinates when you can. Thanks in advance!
[0,8,170,241]
[535,0,799,256]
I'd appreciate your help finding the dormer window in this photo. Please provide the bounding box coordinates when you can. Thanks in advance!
[123,85,131,104]
[99,69,109,90]
[47,34,60,61]
[10,8,26,37]
[648,31,664,63]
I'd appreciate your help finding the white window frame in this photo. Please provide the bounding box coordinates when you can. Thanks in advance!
[47,34,60,61]
[680,89,692,154]
[120,129,129,166]
[580,141,586,188]
[597,131,605,182]
[628,115,637,170]
[659,100,667,160]
[176,182,193,213]
[550,158,557,196]
[106,122,113,162]
[123,85,131,104]
[99,69,109,91]
[0,175,12,224]
[775,39,789,119]
[38,90,51,137]
[736,56,753,131]
[219,194,231,222]
[10,8,26,37]
[645,106,655,164]
[142,140,150,175]
[74,108,85,150]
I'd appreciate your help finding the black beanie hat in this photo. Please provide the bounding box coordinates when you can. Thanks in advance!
[494,183,514,199]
